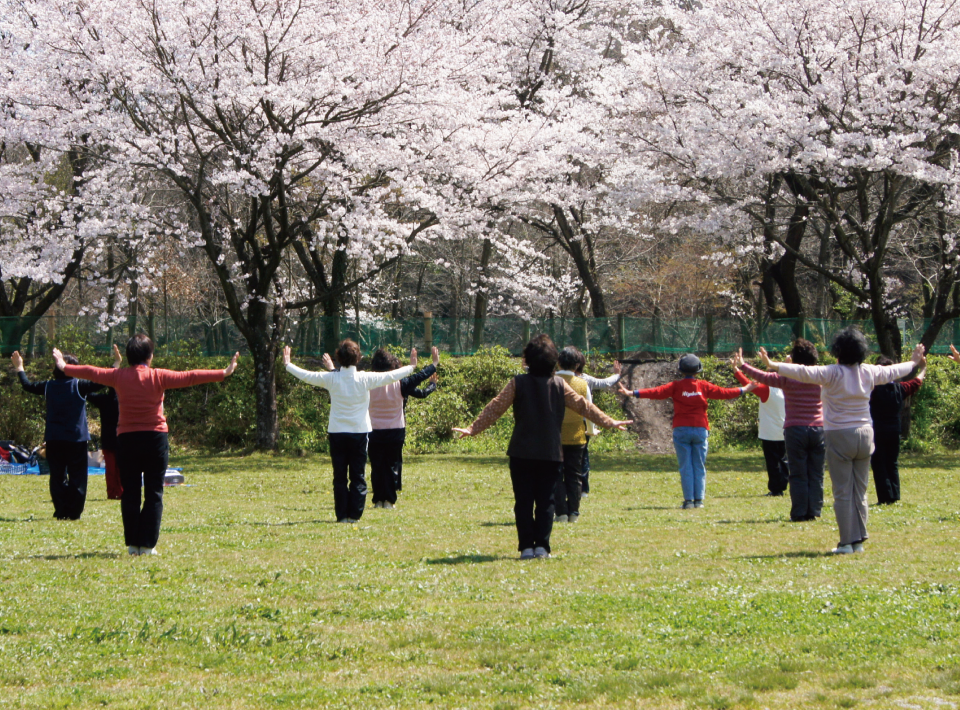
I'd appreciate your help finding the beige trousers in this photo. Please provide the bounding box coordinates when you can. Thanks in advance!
[824,426,874,546]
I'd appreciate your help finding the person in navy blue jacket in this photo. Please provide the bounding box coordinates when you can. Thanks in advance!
[12,350,103,520]
[869,355,925,505]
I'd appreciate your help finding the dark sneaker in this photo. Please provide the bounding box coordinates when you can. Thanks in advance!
[694,500,703,508]
[681,500,694,509]
[520,548,535,560]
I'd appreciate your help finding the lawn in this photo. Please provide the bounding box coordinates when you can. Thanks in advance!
[1,450,959,709]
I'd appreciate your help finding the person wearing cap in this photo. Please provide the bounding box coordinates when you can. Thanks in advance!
[618,354,754,509]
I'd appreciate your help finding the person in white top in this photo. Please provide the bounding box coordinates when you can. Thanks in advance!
[283,339,415,523]
[761,327,925,555]
[574,354,620,496]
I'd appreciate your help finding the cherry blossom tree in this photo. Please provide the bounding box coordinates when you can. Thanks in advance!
[616,0,960,356]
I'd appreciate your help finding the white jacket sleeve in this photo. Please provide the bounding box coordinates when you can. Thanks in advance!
[777,363,838,385]
[582,372,620,391]
[361,365,415,390]
[868,361,916,385]
[285,362,333,389]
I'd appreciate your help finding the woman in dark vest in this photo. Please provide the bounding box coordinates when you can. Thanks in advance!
[11,350,103,520]
[454,335,631,560]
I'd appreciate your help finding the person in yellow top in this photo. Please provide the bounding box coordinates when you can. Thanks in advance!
[555,347,589,523]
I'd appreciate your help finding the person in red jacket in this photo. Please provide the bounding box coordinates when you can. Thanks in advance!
[618,354,754,509]
[55,335,239,556]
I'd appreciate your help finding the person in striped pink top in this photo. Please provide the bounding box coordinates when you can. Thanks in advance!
[733,339,825,522]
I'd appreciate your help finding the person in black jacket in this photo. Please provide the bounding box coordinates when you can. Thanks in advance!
[11,350,103,519]
[453,335,631,560]
[86,345,124,500]
[869,355,925,505]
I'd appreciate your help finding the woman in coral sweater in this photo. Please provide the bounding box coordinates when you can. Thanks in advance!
[55,335,239,556]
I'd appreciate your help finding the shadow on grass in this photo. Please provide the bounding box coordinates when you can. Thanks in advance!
[627,506,677,511]
[717,518,786,525]
[424,554,506,565]
[739,551,832,559]
[247,519,331,527]
[479,521,515,527]
[32,551,122,560]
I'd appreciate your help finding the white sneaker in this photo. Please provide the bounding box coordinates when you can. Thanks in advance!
[520,548,535,560]
[382,502,394,510]
[852,542,864,553]
[555,514,568,523]
[831,544,854,554]
[568,513,579,523]
[533,546,550,559]
[127,546,140,556]
[138,547,158,556]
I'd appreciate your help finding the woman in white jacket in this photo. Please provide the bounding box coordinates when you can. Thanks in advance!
[760,327,925,554]
[283,340,415,523]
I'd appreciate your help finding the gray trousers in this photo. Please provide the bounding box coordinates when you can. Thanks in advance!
[824,426,874,546]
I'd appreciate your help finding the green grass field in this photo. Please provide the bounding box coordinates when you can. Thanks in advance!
[1,451,959,709]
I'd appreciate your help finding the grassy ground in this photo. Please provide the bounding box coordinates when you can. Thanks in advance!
[1,450,959,709]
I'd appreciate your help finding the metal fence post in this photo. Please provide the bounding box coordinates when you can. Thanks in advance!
[424,311,433,352]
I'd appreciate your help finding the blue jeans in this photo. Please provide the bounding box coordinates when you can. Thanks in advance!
[673,427,709,501]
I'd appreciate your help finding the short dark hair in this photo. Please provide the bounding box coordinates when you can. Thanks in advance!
[791,338,819,366]
[54,353,79,379]
[830,326,870,365]
[876,355,895,367]
[558,346,581,371]
[523,334,558,377]
[126,334,155,366]
[370,348,401,372]
[335,339,361,368]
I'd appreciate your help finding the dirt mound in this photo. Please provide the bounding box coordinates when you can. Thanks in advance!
[616,358,680,454]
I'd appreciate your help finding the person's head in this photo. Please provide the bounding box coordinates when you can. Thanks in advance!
[126,334,155,366]
[335,339,362,368]
[678,353,702,376]
[53,353,79,379]
[370,348,401,372]
[830,326,870,365]
[523,334,559,377]
[558,346,581,372]
[790,338,819,366]
[876,355,895,367]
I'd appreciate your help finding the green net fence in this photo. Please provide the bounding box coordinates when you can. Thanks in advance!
[2,314,959,357]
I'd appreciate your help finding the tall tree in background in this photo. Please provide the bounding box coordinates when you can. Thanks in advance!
[617,0,960,356]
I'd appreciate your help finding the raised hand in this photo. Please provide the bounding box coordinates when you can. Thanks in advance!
[613,360,621,375]
[282,345,292,366]
[758,346,776,370]
[52,348,66,372]
[742,381,759,393]
[617,382,633,397]
[452,427,472,439]
[410,347,418,369]
[609,419,633,431]
[910,343,926,366]
[431,346,440,367]
[784,354,792,364]
[950,344,960,364]
[112,344,123,369]
[224,352,240,377]
[10,351,23,371]
[321,352,335,371]
[731,348,745,369]
[429,372,439,384]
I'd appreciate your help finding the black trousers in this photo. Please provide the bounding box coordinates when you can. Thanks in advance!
[580,437,591,494]
[329,432,368,520]
[555,445,584,516]
[46,440,89,520]
[116,431,168,548]
[509,457,562,553]
[871,428,901,504]
[783,426,825,521]
[761,439,789,495]
[369,428,405,505]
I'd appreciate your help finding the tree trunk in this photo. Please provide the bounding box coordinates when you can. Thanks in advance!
[472,238,492,352]
[251,342,278,451]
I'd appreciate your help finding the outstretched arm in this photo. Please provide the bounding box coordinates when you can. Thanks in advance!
[409,373,439,399]
[562,381,632,430]
[454,378,516,438]
[12,352,46,395]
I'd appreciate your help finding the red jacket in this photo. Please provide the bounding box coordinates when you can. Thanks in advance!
[633,377,743,429]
